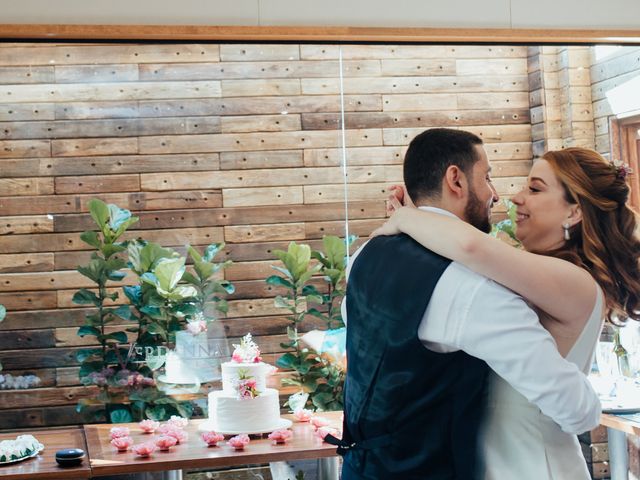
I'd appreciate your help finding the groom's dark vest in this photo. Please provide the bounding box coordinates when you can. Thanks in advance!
[340,234,490,479]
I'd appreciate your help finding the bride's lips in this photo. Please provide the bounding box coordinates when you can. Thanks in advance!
[515,211,529,223]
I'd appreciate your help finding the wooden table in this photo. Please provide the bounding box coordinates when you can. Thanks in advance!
[0,427,90,480]
[84,412,342,479]
[601,412,640,480]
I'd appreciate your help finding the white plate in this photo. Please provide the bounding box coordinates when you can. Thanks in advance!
[198,417,292,435]
[0,445,44,466]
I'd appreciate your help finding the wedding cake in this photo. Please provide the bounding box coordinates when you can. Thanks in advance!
[161,330,221,384]
[200,334,291,434]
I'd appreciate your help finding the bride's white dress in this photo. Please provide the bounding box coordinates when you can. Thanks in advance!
[483,287,604,480]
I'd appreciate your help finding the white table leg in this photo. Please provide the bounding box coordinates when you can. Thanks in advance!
[607,427,629,480]
[318,456,340,480]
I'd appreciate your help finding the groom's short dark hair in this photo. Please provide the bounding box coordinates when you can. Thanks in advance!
[404,128,483,203]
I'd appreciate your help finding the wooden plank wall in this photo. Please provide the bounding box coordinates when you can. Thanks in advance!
[0,43,532,429]
[589,46,640,155]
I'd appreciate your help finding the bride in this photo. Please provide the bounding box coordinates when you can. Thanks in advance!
[374,147,640,479]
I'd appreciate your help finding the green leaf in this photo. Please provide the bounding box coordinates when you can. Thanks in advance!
[107,204,133,230]
[305,294,324,305]
[203,243,225,262]
[107,271,126,282]
[110,408,133,424]
[271,265,294,280]
[147,323,166,336]
[79,361,103,378]
[322,235,346,268]
[274,295,291,309]
[77,325,100,337]
[276,352,298,370]
[113,305,132,321]
[88,198,109,231]
[72,289,100,306]
[101,243,127,259]
[80,230,102,249]
[145,406,167,421]
[181,271,200,285]
[123,285,141,304]
[0,305,5,323]
[76,348,101,363]
[266,275,294,289]
[77,259,105,284]
[100,332,128,343]
[214,298,228,314]
[153,257,186,293]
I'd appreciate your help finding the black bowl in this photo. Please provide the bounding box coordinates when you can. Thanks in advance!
[55,448,85,467]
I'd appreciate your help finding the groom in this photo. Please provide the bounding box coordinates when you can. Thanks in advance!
[331,128,601,479]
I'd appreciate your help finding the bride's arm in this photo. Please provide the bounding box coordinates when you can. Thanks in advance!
[373,206,597,324]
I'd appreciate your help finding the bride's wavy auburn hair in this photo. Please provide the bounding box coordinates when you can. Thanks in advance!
[542,147,640,323]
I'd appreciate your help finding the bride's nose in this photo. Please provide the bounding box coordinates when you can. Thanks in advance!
[511,188,525,205]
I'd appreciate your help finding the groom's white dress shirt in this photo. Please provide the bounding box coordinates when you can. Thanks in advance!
[343,206,601,435]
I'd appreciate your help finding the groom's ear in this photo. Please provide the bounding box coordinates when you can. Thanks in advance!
[443,165,467,199]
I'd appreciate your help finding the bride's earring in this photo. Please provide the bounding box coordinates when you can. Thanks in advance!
[562,222,571,241]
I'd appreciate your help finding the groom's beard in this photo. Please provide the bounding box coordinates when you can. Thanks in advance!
[465,186,492,234]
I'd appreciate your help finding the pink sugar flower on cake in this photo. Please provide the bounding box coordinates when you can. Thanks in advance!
[132,442,157,457]
[268,429,293,445]
[292,409,313,422]
[110,436,133,452]
[167,415,189,428]
[155,435,178,451]
[231,333,262,363]
[316,426,339,441]
[201,431,225,447]
[109,426,131,439]
[138,419,160,434]
[228,434,250,450]
[310,416,330,429]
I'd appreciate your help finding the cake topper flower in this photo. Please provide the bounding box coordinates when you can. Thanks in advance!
[235,369,260,399]
[231,333,262,363]
[138,419,160,434]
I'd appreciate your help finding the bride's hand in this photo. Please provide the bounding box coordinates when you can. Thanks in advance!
[386,184,415,216]
[372,206,410,238]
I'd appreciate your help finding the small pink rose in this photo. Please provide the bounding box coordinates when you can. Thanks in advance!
[268,429,293,444]
[155,435,178,451]
[167,415,189,428]
[228,434,250,450]
[109,426,131,439]
[187,320,207,335]
[201,431,225,447]
[232,352,243,363]
[310,416,330,429]
[139,419,160,434]
[316,426,339,441]
[159,425,188,444]
[110,436,133,452]
[132,442,157,457]
[293,409,313,422]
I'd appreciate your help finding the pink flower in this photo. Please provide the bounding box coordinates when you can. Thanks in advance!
[201,431,225,447]
[316,427,339,441]
[167,415,189,428]
[187,321,207,335]
[155,435,178,451]
[110,436,133,452]
[232,352,244,363]
[139,420,160,434]
[268,429,293,444]
[158,424,188,444]
[132,442,157,457]
[253,355,262,363]
[228,434,250,450]
[310,416,330,429]
[109,427,131,439]
[293,409,313,422]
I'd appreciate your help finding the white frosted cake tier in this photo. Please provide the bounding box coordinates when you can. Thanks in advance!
[221,362,269,393]
[206,388,288,434]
